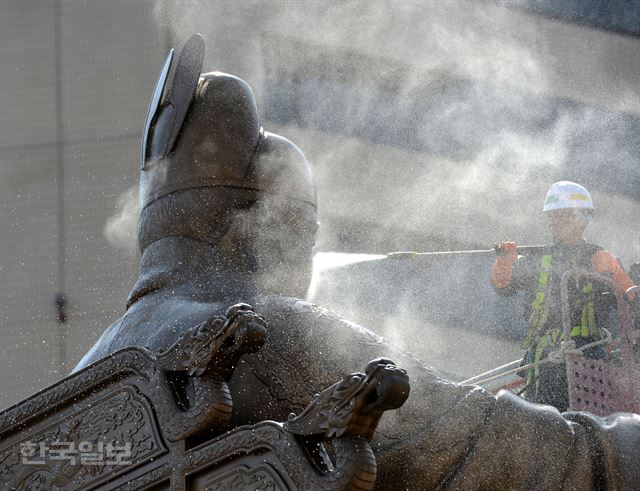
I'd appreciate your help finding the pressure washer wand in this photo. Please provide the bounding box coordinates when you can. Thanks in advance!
[386,245,547,259]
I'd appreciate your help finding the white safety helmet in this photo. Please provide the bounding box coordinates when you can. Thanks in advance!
[543,181,594,213]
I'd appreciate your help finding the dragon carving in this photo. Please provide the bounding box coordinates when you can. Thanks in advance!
[150,303,267,441]
[284,358,410,491]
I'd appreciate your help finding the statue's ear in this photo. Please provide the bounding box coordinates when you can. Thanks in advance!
[141,33,205,169]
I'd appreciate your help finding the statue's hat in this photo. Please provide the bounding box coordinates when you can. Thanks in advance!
[140,34,316,210]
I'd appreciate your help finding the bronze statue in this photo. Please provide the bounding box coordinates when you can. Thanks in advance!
[73,35,639,489]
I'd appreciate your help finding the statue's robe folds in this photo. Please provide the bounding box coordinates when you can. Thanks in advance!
[77,237,640,490]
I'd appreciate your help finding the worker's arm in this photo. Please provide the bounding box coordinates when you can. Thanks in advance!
[591,250,637,301]
[491,241,519,289]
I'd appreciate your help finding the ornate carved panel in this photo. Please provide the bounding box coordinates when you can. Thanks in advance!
[0,386,165,490]
[0,325,407,490]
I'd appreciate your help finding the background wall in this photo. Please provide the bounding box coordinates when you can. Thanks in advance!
[0,0,638,407]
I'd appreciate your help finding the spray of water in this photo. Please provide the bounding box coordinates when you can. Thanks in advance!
[308,252,386,300]
[145,1,638,261]
[103,186,139,257]
[99,0,640,377]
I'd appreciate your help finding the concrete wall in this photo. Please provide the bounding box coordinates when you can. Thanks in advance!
[0,1,638,407]
[0,1,162,407]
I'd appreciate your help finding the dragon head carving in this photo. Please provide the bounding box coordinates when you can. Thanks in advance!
[155,303,267,377]
[284,358,410,441]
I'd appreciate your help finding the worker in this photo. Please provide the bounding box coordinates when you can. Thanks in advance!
[492,181,636,411]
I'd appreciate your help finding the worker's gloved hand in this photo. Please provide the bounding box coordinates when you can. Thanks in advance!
[493,241,518,261]
[492,242,518,289]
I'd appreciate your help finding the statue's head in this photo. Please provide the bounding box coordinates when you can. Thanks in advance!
[138,34,317,297]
